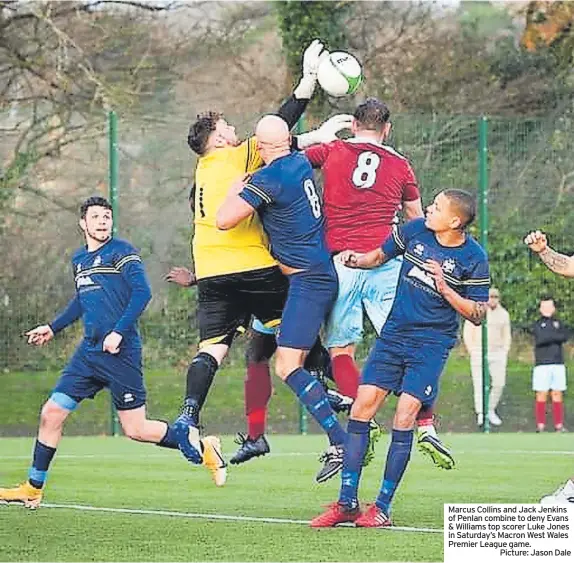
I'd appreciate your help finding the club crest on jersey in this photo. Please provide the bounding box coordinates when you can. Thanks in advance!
[413,243,424,256]
[442,258,456,274]
[92,256,102,267]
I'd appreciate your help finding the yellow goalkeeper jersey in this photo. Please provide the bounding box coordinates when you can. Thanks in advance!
[192,136,277,280]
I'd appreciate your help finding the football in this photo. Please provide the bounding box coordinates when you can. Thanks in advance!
[317,51,363,97]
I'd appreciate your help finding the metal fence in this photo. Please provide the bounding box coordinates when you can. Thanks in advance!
[1,109,574,434]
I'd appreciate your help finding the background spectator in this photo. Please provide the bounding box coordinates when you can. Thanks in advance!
[532,296,569,432]
[463,287,511,427]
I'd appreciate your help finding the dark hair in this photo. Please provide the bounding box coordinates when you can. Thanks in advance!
[80,196,112,219]
[187,111,223,155]
[540,294,555,304]
[443,189,476,228]
[353,97,390,132]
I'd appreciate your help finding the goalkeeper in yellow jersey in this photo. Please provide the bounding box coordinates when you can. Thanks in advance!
[172,40,352,469]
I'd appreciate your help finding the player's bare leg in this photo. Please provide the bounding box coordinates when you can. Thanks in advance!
[0,398,71,509]
[327,344,453,471]
[120,405,226,486]
[118,406,174,443]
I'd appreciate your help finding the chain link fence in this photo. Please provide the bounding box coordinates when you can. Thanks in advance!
[1,108,574,434]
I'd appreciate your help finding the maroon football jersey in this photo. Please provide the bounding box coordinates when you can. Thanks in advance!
[305,139,420,253]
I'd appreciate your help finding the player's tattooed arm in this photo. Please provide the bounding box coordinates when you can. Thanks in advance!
[538,247,574,278]
[442,292,488,326]
[337,248,387,269]
[425,259,488,325]
[468,301,488,325]
[524,229,574,278]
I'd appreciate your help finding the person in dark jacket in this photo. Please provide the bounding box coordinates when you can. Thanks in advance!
[532,296,569,432]
[525,230,573,505]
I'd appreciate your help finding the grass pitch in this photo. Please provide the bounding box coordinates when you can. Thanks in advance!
[0,433,571,561]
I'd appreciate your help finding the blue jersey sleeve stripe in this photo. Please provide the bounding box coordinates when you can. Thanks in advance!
[392,225,405,250]
[462,278,490,285]
[115,254,142,270]
[244,183,272,204]
[74,267,118,280]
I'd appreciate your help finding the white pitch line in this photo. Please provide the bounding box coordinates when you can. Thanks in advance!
[0,452,316,461]
[41,502,443,534]
[1,449,573,461]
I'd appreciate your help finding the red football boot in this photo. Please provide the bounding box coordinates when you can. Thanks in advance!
[355,504,392,528]
[310,502,361,528]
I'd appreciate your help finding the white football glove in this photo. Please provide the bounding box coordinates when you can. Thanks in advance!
[294,39,329,100]
[296,114,354,148]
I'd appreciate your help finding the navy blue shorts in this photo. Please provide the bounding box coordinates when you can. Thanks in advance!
[53,343,146,410]
[361,336,451,407]
[277,260,338,350]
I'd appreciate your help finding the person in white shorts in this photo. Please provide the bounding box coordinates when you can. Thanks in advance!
[531,296,569,432]
[524,230,573,504]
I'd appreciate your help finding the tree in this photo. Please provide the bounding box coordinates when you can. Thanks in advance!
[275,0,351,116]
[0,1,196,219]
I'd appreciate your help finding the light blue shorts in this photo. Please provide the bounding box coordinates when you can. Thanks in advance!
[325,257,402,348]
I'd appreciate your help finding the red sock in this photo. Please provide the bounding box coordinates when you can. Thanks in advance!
[245,362,272,439]
[552,401,564,429]
[331,354,359,399]
[535,401,546,427]
[417,405,434,427]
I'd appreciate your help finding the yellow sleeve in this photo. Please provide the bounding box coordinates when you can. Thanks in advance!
[237,136,264,174]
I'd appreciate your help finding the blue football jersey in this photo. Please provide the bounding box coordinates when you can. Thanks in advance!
[381,218,490,346]
[50,238,152,348]
[239,152,331,270]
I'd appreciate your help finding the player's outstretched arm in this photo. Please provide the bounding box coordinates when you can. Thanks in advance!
[337,247,387,269]
[47,294,83,336]
[25,324,54,346]
[296,114,353,149]
[295,39,328,100]
[276,40,328,128]
[524,230,574,278]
